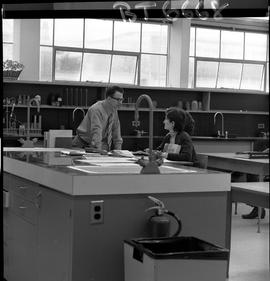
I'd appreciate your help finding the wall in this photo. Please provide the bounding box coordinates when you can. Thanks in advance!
[13,19,40,81]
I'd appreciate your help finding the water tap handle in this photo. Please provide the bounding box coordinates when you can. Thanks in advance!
[148,196,164,207]
[148,196,166,209]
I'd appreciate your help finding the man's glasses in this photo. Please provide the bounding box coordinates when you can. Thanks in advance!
[111,96,124,102]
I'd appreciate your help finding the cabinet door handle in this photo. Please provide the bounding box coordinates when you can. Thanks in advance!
[18,186,28,190]
[3,190,9,208]
[34,191,42,209]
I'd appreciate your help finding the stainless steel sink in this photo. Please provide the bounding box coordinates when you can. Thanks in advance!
[68,164,197,174]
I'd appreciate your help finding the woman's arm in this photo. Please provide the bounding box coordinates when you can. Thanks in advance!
[167,133,194,162]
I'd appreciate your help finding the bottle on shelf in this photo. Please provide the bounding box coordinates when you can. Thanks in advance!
[17,95,23,105]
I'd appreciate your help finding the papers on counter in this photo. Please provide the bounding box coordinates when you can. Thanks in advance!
[78,157,136,164]
[109,150,135,158]
[235,151,269,159]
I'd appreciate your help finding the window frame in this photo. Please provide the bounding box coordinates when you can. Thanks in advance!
[40,19,169,86]
[3,19,14,61]
[190,25,269,92]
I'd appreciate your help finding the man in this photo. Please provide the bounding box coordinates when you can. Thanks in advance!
[72,85,124,151]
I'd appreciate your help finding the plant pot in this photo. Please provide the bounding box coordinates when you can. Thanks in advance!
[3,70,22,81]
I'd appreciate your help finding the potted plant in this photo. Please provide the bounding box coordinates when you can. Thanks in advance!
[3,59,24,80]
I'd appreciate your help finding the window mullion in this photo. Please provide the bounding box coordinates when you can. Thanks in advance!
[261,63,266,91]
[134,55,139,85]
[79,19,86,82]
[138,23,143,85]
[194,57,197,88]
[52,47,56,82]
[193,27,197,87]
[112,20,115,51]
[239,63,244,89]
[51,19,55,81]
[243,31,246,60]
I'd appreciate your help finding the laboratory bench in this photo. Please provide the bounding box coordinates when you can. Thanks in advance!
[3,148,232,281]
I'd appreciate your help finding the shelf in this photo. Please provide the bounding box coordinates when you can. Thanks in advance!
[3,133,43,138]
[4,79,269,95]
[3,105,268,115]
[122,135,162,139]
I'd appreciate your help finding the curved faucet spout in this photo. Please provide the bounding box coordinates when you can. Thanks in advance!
[134,94,154,156]
[27,97,41,142]
[214,111,224,137]
[73,107,85,122]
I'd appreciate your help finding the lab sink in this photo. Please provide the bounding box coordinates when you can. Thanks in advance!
[68,163,197,174]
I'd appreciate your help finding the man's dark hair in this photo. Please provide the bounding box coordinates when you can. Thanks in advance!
[106,86,124,97]
[165,108,186,132]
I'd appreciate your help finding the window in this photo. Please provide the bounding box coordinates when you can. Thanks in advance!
[189,26,269,92]
[40,19,168,86]
[3,19,14,61]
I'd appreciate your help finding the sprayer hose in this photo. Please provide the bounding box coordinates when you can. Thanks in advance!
[166,210,182,237]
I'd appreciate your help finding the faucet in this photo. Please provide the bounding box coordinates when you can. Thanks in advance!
[214,112,224,137]
[133,94,162,174]
[72,107,85,122]
[19,97,40,148]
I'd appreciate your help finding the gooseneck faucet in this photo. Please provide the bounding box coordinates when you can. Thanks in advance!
[134,94,154,156]
[72,107,85,122]
[19,97,40,148]
[133,94,162,174]
[214,112,224,137]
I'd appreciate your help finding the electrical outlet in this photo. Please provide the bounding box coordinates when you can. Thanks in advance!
[90,200,104,224]
[258,123,265,129]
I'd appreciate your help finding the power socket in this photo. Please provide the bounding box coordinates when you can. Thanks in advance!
[90,200,104,224]
[258,123,265,129]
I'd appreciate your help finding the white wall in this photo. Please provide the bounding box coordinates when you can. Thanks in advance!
[13,19,40,81]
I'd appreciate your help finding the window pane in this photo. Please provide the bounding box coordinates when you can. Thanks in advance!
[217,62,242,89]
[55,51,82,81]
[85,19,112,50]
[40,19,53,45]
[196,61,218,88]
[54,19,83,48]
[114,21,140,52]
[40,46,52,81]
[188,57,194,88]
[196,28,220,58]
[240,64,264,90]
[110,55,137,84]
[3,43,13,61]
[142,23,168,54]
[221,30,244,59]
[189,27,195,56]
[245,33,267,61]
[3,19,13,42]
[140,54,166,86]
[82,53,111,82]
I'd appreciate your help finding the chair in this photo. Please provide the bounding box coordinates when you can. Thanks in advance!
[195,154,208,169]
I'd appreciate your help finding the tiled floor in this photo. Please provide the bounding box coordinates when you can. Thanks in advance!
[228,203,269,281]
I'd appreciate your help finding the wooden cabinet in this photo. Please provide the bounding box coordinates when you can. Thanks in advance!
[3,172,73,281]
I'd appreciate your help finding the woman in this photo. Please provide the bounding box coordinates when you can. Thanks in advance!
[156,108,197,163]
